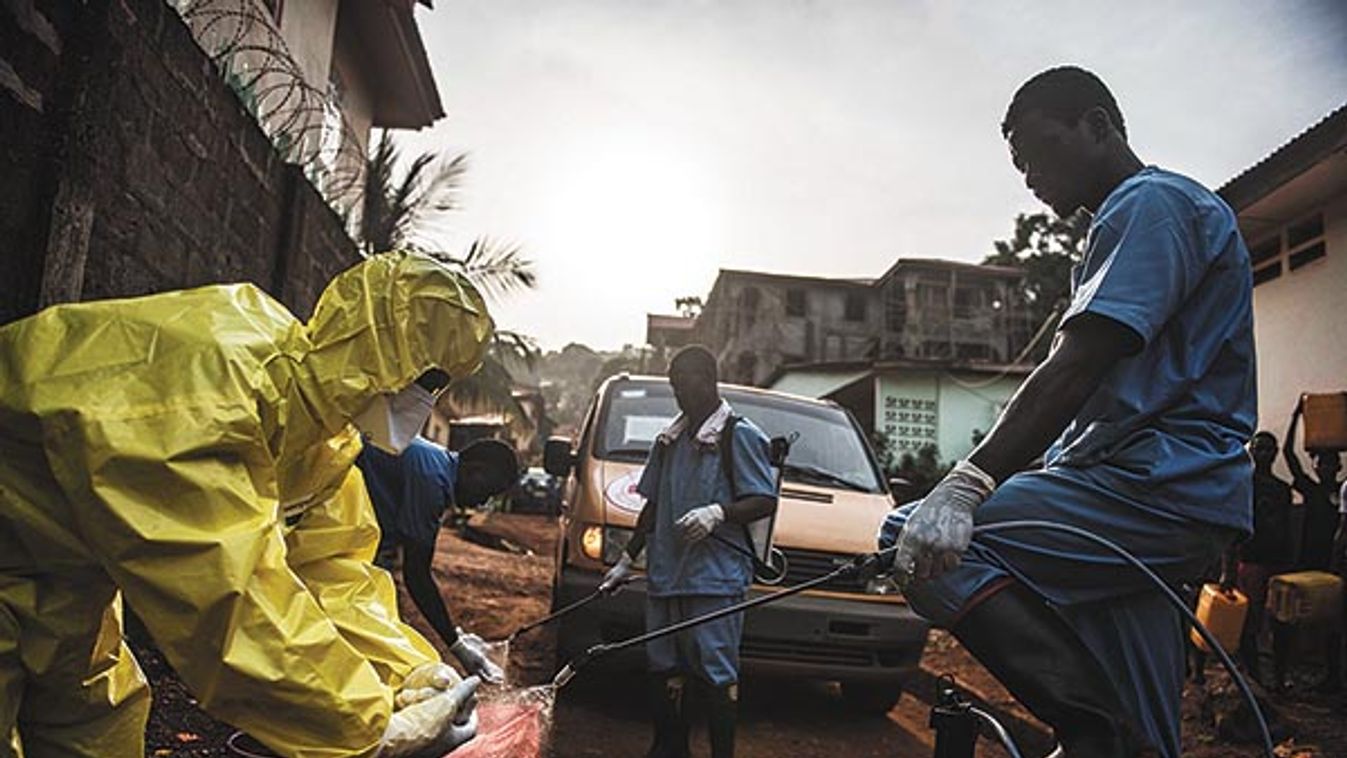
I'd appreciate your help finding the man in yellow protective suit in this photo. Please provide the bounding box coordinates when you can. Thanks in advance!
[0,251,492,757]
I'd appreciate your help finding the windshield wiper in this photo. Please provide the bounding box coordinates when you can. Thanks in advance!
[603,448,651,461]
[781,463,871,493]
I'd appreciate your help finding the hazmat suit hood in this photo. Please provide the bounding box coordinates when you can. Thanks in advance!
[287,250,493,443]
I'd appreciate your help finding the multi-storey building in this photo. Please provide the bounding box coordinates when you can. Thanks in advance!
[684,259,1030,388]
[692,269,879,386]
[876,259,1033,364]
[655,259,1033,466]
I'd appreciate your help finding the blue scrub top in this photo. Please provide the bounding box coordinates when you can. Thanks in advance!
[1049,166,1256,533]
[356,436,458,551]
[637,415,777,597]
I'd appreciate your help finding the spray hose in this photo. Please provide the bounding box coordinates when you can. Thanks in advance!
[552,519,1274,758]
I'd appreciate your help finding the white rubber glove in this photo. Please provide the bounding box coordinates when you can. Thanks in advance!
[377,676,480,758]
[600,552,636,594]
[451,632,505,684]
[676,503,725,543]
[892,460,996,585]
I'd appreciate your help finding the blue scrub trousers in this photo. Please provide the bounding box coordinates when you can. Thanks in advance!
[645,595,744,687]
[889,468,1232,758]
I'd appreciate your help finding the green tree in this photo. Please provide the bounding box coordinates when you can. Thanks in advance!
[359,130,540,425]
[869,432,947,500]
[674,295,703,318]
[983,211,1088,360]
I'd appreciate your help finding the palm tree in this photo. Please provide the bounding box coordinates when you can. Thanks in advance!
[358,130,540,428]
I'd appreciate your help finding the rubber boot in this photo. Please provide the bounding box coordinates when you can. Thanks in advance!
[705,681,738,758]
[951,581,1149,758]
[1317,632,1342,694]
[646,672,689,758]
[1238,631,1263,686]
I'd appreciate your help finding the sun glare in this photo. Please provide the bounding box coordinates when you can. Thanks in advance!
[535,133,725,289]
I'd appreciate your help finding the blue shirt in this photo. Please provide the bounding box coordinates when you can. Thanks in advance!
[1049,166,1256,533]
[637,414,777,597]
[357,436,458,551]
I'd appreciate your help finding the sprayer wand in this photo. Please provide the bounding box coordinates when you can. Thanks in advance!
[508,576,642,643]
[551,551,881,687]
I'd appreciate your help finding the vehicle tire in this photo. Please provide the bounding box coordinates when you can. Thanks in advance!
[840,681,904,715]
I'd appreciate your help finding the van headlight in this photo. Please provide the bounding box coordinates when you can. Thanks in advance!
[581,524,604,560]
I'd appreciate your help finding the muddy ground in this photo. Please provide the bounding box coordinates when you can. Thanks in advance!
[139,513,1347,757]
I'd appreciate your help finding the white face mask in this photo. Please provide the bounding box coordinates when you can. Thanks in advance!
[353,383,436,455]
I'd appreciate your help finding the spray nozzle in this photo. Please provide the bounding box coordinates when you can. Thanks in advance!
[551,663,576,690]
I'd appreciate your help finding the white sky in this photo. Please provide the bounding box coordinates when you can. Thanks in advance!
[396,0,1347,351]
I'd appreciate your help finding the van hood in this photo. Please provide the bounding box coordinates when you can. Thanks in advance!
[596,459,891,556]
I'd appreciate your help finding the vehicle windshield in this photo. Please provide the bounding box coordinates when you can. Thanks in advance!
[594,381,884,493]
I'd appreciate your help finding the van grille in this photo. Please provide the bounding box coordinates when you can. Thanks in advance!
[777,547,868,594]
[741,637,875,667]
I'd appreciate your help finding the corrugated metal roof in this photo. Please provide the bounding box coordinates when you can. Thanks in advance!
[1217,103,1347,212]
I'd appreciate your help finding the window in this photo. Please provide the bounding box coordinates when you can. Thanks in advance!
[884,281,907,332]
[785,289,807,317]
[916,282,947,307]
[1251,212,1327,286]
[1252,262,1282,286]
[953,287,985,318]
[844,292,867,322]
[1287,215,1324,249]
[738,287,761,330]
[1290,241,1326,271]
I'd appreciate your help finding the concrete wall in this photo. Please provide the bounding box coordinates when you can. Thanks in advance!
[1,0,360,326]
[277,0,340,93]
[1250,192,1347,473]
[874,369,1023,463]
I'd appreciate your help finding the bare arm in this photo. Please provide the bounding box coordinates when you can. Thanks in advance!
[723,495,776,524]
[402,541,459,649]
[1284,406,1313,493]
[967,313,1138,483]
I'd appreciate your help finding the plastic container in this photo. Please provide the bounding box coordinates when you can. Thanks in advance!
[1190,583,1248,653]
[1266,571,1344,627]
[1302,392,1347,451]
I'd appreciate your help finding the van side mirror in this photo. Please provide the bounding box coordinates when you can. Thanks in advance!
[889,477,917,504]
[544,436,576,477]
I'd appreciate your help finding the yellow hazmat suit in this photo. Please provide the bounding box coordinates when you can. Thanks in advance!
[0,252,492,757]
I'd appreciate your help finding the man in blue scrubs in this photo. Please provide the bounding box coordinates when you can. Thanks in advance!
[358,436,520,683]
[602,345,778,758]
[880,66,1255,757]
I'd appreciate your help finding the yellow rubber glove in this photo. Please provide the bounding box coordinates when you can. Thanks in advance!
[394,662,462,710]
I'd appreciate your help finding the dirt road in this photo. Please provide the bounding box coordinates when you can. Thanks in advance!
[141,511,1347,756]
[404,513,947,758]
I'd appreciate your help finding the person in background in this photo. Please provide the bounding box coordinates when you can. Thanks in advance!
[601,345,778,758]
[1284,404,1344,692]
[1208,432,1294,685]
[357,436,520,684]
[1285,404,1343,572]
[1333,479,1347,691]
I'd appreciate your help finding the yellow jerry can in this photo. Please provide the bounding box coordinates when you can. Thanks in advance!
[1190,583,1248,653]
